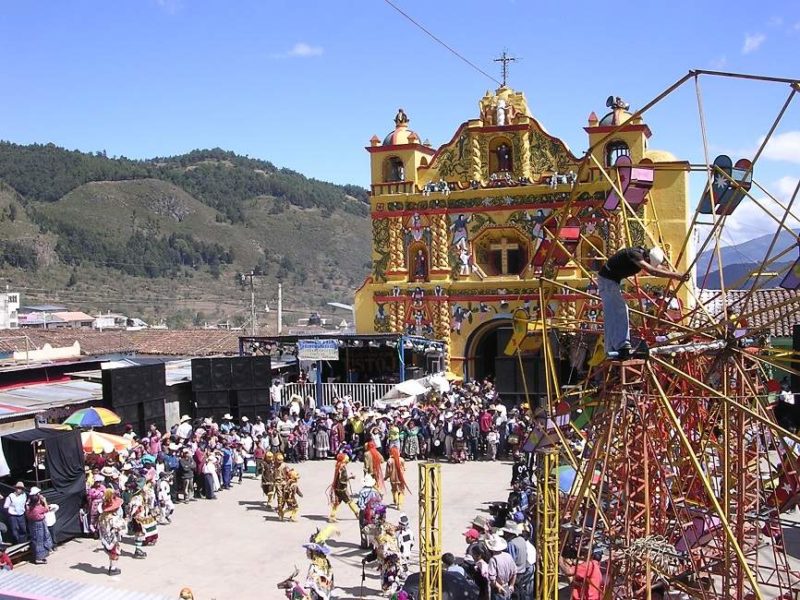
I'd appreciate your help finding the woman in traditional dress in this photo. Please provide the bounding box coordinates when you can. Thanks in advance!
[314,418,330,460]
[87,478,106,535]
[97,490,125,575]
[403,420,420,460]
[385,447,411,509]
[25,487,51,564]
[327,453,358,522]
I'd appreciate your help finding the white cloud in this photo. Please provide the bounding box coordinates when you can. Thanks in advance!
[271,42,324,59]
[710,177,800,246]
[761,131,800,164]
[742,33,766,54]
[710,55,727,69]
[767,16,784,27]
[154,0,182,14]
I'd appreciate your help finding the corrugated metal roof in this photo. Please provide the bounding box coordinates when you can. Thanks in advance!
[0,379,101,421]
[0,571,171,600]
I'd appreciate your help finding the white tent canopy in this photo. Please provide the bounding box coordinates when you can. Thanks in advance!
[374,374,449,409]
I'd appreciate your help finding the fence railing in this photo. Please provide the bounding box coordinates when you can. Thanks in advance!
[280,382,394,407]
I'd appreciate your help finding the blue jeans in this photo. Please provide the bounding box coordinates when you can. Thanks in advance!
[598,275,630,354]
[9,513,27,543]
[222,465,233,489]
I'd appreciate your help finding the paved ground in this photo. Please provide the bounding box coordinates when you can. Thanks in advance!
[14,459,513,600]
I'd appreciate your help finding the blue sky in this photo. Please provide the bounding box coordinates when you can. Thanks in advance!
[0,0,798,243]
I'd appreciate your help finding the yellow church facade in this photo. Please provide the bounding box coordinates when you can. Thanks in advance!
[354,86,691,394]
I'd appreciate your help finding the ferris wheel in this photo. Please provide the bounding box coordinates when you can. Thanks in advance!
[525,69,800,600]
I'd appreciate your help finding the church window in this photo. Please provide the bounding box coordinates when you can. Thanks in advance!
[605,140,630,166]
[384,157,406,182]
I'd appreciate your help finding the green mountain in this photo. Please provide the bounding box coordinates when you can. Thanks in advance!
[0,142,372,329]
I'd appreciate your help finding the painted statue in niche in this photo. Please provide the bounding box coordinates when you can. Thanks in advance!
[496,143,512,172]
[412,249,428,281]
[404,212,431,249]
[450,214,470,249]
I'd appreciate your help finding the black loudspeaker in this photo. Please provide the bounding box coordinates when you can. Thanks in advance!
[103,364,166,407]
[195,391,230,410]
[252,356,272,389]
[230,357,254,390]
[211,359,232,390]
[192,359,212,391]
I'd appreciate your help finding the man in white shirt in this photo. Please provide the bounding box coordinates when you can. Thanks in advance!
[175,415,193,440]
[3,482,28,543]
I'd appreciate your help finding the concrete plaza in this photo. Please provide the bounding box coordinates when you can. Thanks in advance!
[14,459,512,600]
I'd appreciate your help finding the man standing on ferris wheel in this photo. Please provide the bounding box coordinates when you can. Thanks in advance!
[597,246,689,360]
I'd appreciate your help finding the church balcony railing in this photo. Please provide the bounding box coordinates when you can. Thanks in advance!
[279,381,395,408]
[371,181,416,196]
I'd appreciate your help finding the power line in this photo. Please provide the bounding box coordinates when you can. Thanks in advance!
[383,0,502,87]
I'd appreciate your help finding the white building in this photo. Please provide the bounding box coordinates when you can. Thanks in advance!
[0,291,20,330]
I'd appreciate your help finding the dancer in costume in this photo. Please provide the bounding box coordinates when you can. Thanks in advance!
[274,453,289,517]
[261,451,276,509]
[277,525,338,600]
[385,446,411,509]
[356,474,383,549]
[327,453,358,522]
[363,441,385,494]
[126,479,150,559]
[96,490,124,575]
[279,469,303,522]
[363,522,405,597]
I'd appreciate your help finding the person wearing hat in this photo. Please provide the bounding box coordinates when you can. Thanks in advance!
[502,522,532,599]
[327,453,359,522]
[485,533,516,599]
[396,514,415,564]
[3,482,27,544]
[278,469,302,522]
[127,479,151,559]
[240,415,252,436]
[97,489,124,575]
[260,451,277,509]
[25,487,51,564]
[356,474,383,550]
[598,246,688,360]
[558,547,604,600]
[297,526,337,599]
[176,415,193,440]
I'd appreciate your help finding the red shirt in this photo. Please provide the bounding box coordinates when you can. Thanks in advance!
[572,560,602,600]
[0,552,12,570]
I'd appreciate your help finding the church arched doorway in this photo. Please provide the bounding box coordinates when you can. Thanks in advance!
[464,318,547,407]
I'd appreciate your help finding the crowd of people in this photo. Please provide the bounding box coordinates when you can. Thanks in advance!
[269,379,534,466]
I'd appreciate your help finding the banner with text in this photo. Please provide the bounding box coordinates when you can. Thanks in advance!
[297,339,340,361]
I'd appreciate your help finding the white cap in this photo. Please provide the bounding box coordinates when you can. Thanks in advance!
[648,247,665,267]
[30,486,41,495]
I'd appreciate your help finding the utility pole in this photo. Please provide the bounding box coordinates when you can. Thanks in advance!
[277,283,283,334]
[241,272,258,336]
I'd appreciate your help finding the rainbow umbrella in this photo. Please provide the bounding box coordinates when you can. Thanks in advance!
[81,431,133,454]
[64,407,121,428]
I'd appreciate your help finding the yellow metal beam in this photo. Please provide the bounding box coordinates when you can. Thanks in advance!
[419,462,443,600]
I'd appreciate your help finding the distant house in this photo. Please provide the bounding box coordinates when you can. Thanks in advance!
[18,304,68,314]
[19,311,94,329]
[0,291,20,330]
[93,312,128,330]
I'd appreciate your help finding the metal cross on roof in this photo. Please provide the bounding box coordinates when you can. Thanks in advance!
[493,51,518,87]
